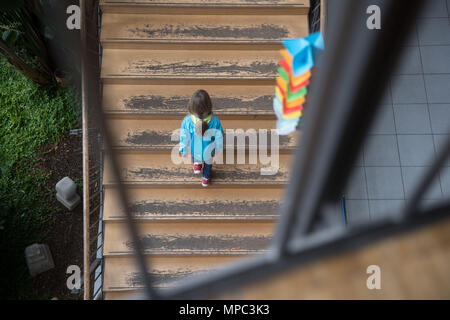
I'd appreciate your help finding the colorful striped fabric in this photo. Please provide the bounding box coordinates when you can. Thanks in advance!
[273,32,324,135]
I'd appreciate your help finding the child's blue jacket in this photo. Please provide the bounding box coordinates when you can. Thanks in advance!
[179,114,224,163]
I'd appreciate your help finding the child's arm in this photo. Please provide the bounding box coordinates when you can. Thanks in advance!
[179,118,189,156]
[214,119,225,154]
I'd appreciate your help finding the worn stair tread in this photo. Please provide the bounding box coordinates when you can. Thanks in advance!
[103,153,291,186]
[103,221,274,255]
[100,0,310,13]
[101,48,279,81]
[103,187,282,221]
[102,84,277,116]
[106,118,298,151]
[100,0,309,5]
[104,220,450,297]
[101,13,308,45]
[103,255,245,291]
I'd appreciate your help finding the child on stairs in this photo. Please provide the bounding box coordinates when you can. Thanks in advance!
[179,89,224,187]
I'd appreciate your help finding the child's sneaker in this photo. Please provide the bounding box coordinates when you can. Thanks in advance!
[193,162,202,174]
[201,177,210,187]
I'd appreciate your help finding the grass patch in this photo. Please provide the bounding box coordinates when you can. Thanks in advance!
[0,57,80,299]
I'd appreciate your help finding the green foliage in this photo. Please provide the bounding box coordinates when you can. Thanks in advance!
[0,0,53,83]
[0,59,79,169]
[0,56,80,299]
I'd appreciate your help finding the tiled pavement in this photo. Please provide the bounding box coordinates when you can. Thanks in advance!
[341,0,450,225]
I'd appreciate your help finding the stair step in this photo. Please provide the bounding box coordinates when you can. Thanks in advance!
[101,13,308,47]
[106,118,298,151]
[103,255,245,291]
[100,0,310,15]
[102,84,277,116]
[103,153,291,186]
[103,187,282,221]
[100,0,309,5]
[104,220,450,298]
[101,48,279,82]
[103,221,274,255]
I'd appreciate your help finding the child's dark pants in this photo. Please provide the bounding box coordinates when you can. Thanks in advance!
[202,162,212,180]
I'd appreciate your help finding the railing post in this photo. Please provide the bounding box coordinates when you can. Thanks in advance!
[320,0,326,37]
[80,0,91,300]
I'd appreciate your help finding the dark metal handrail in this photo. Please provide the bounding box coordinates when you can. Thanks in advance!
[81,0,104,300]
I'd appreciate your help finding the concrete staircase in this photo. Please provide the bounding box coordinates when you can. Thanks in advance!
[99,0,310,299]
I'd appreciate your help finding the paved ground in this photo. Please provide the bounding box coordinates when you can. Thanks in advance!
[337,0,450,225]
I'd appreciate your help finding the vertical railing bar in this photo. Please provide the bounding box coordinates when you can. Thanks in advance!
[320,0,326,36]
[80,0,91,301]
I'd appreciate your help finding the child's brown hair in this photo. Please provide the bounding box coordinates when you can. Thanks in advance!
[188,89,213,136]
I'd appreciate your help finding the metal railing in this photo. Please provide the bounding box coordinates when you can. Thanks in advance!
[81,0,104,300]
